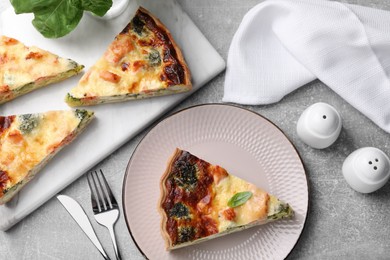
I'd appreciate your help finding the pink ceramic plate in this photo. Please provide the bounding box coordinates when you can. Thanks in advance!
[123,104,308,260]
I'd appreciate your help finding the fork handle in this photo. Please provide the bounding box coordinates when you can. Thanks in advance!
[108,225,121,260]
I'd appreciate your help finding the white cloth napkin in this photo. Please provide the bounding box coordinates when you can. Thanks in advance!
[223,0,390,133]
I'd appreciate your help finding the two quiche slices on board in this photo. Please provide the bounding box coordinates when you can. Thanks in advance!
[1,7,192,105]
[0,37,94,205]
[0,7,191,204]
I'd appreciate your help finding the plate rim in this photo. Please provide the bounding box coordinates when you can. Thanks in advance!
[122,103,309,259]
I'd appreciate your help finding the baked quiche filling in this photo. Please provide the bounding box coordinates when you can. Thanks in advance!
[159,149,294,250]
[66,7,191,106]
[0,35,83,104]
[0,110,94,204]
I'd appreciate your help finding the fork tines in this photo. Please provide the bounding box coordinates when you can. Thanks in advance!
[87,169,118,214]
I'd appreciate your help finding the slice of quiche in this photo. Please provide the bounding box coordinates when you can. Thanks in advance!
[0,109,94,204]
[65,7,191,106]
[0,36,84,104]
[159,149,294,250]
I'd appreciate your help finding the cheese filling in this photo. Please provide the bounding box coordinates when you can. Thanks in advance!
[67,7,190,104]
[0,111,82,191]
[209,174,269,232]
[0,36,81,91]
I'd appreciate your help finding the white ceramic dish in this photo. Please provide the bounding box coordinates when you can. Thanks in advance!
[123,104,308,260]
[91,0,130,20]
[0,0,225,230]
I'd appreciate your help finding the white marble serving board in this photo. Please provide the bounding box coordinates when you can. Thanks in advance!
[0,0,225,230]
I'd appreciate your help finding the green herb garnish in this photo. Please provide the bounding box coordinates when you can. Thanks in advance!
[173,161,198,191]
[18,114,40,134]
[75,109,88,120]
[177,226,195,243]
[10,0,113,38]
[227,191,253,208]
[169,203,190,219]
[148,49,161,66]
[131,15,145,35]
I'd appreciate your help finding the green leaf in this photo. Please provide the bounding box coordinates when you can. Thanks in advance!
[10,0,113,38]
[32,0,83,38]
[81,0,112,17]
[227,191,253,208]
[10,0,59,14]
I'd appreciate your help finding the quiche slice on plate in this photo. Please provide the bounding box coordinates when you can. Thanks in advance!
[0,110,94,205]
[65,7,191,106]
[0,36,84,104]
[159,149,294,250]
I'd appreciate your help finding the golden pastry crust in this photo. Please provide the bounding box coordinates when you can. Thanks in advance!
[158,148,182,250]
[136,7,191,88]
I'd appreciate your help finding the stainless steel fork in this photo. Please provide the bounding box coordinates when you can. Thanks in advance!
[87,170,121,260]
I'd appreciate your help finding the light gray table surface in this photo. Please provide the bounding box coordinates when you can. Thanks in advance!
[1,0,390,259]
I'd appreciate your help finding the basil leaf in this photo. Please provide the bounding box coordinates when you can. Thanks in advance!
[32,0,83,38]
[10,0,59,14]
[10,0,113,38]
[227,191,253,208]
[81,0,112,17]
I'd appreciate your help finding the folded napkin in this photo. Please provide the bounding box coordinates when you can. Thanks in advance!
[223,0,390,133]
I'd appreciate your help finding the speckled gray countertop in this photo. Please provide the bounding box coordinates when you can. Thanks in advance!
[1,0,390,259]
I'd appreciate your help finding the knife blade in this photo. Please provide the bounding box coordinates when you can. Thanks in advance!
[57,195,110,260]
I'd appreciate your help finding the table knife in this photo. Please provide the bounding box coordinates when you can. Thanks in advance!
[57,195,110,260]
